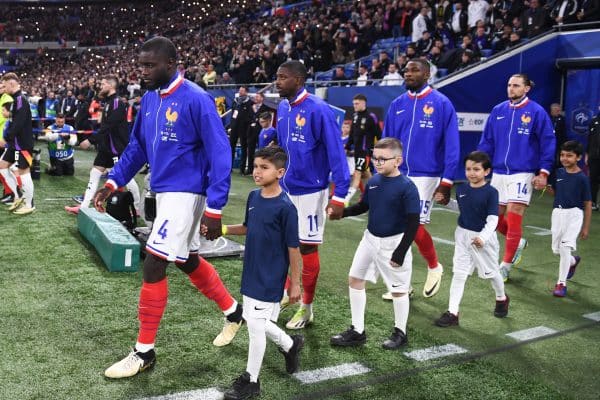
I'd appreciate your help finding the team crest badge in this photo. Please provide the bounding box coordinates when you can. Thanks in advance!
[165,107,178,127]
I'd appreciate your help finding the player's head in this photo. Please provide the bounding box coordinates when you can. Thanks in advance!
[373,137,403,176]
[550,103,562,117]
[341,120,351,136]
[55,113,65,127]
[1,72,20,94]
[276,61,307,100]
[403,60,430,91]
[464,151,491,184]
[353,94,367,112]
[139,36,178,90]
[507,73,534,101]
[1,101,12,118]
[258,111,272,128]
[560,140,583,167]
[100,75,118,97]
[253,145,287,186]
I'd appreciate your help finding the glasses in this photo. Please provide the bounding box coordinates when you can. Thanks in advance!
[372,156,397,165]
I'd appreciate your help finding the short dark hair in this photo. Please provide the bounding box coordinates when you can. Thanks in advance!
[406,58,430,72]
[140,36,177,60]
[56,113,65,119]
[279,60,307,80]
[464,151,491,170]
[561,140,584,156]
[374,137,403,154]
[353,94,367,102]
[511,73,535,88]
[103,74,119,89]
[258,112,272,120]
[254,145,287,168]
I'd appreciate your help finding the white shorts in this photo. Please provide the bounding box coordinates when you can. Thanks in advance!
[551,208,583,253]
[348,229,413,293]
[408,176,440,224]
[242,295,280,322]
[491,173,534,206]
[452,226,500,279]
[146,192,205,262]
[288,189,329,244]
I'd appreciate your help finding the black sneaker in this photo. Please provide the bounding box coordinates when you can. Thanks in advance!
[0,193,14,204]
[435,311,459,327]
[382,327,408,350]
[224,372,260,400]
[330,325,367,347]
[494,295,510,318]
[280,334,304,374]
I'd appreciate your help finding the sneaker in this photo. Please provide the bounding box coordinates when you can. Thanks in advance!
[494,295,510,318]
[435,311,459,327]
[104,348,156,378]
[286,306,313,330]
[223,372,260,400]
[330,325,367,347]
[0,193,14,204]
[280,294,290,311]
[511,238,528,266]
[13,205,35,215]
[65,205,81,215]
[500,265,510,282]
[423,265,443,298]
[382,327,408,350]
[279,334,304,374]
[553,283,567,297]
[382,286,414,301]
[71,195,84,204]
[7,197,25,211]
[213,319,243,347]
[567,256,581,280]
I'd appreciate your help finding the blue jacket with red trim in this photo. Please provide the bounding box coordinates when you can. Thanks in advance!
[382,85,460,184]
[107,74,231,212]
[478,97,555,175]
[277,89,350,199]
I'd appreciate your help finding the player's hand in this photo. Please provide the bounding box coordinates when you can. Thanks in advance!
[201,212,222,240]
[390,248,405,268]
[93,186,114,212]
[434,183,451,205]
[472,237,484,248]
[288,281,301,305]
[580,229,589,240]
[532,173,548,190]
[327,199,344,220]
[79,139,91,150]
[433,192,445,203]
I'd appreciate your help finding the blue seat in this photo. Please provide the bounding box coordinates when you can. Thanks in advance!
[481,49,493,58]
[437,68,448,78]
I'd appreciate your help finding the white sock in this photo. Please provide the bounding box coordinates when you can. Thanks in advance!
[265,320,293,352]
[558,246,572,284]
[500,261,512,271]
[448,273,467,315]
[301,302,312,315]
[345,187,357,202]
[349,287,366,334]
[0,168,19,197]
[430,264,443,273]
[135,342,154,353]
[126,179,141,211]
[392,294,409,332]
[81,168,103,208]
[223,300,238,317]
[246,316,266,383]
[489,271,506,300]
[20,172,34,207]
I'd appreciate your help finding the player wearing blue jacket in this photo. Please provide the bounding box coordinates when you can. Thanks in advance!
[382,59,460,299]
[478,74,556,281]
[95,37,243,379]
[275,60,350,329]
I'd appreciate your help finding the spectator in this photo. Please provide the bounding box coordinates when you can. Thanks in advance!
[457,49,477,70]
[370,58,385,80]
[331,66,348,83]
[551,0,579,25]
[433,19,454,49]
[412,6,430,43]
[203,64,217,86]
[450,2,469,40]
[379,51,392,73]
[577,0,600,22]
[473,26,491,50]
[217,72,236,85]
[356,65,369,86]
[521,0,551,38]
[417,30,435,55]
[60,90,77,118]
[229,86,254,175]
[468,0,490,29]
[380,63,404,86]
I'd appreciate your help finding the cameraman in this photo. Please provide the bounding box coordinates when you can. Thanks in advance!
[40,113,77,176]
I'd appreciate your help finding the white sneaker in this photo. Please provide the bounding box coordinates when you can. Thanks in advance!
[7,197,25,212]
[213,319,243,347]
[104,349,156,378]
[280,294,290,311]
[285,306,314,330]
[382,286,414,301]
[423,265,443,298]
[511,238,528,267]
[13,205,35,215]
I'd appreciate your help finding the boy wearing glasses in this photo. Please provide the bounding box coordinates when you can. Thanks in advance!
[329,138,420,349]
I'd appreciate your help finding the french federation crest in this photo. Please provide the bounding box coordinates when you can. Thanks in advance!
[571,104,592,135]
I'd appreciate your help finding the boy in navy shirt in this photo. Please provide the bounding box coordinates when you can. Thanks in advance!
[257,112,276,149]
[550,141,592,297]
[434,151,509,327]
[221,146,304,399]
[329,138,420,349]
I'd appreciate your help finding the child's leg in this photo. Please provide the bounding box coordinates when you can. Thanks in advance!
[448,272,468,315]
[558,245,575,284]
[265,320,293,351]
[349,284,367,334]
[392,293,409,332]
[245,314,267,383]
[489,271,506,300]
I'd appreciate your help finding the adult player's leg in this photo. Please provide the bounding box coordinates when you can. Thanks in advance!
[66,150,112,214]
[0,148,22,208]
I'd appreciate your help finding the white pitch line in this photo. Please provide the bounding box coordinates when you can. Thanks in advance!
[524,225,552,236]
[432,236,455,246]
[583,311,600,322]
[346,216,365,222]
[432,206,459,214]
[506,326,557,341]
[404,344,468,361]
[293,362,371,384]
[139,388,222,400]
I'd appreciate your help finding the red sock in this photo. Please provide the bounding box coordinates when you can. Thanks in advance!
[358,180,365,193]
[284,276,290,291]
[414,225,439,268]
[301,250,320,304]
[187,257,234,312]
[497,213,508,236]
[503,212,523,263]
[137,278,168,345]
[16,175,22,187]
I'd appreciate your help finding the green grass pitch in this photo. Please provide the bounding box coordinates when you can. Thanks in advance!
[0,148,599,400]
